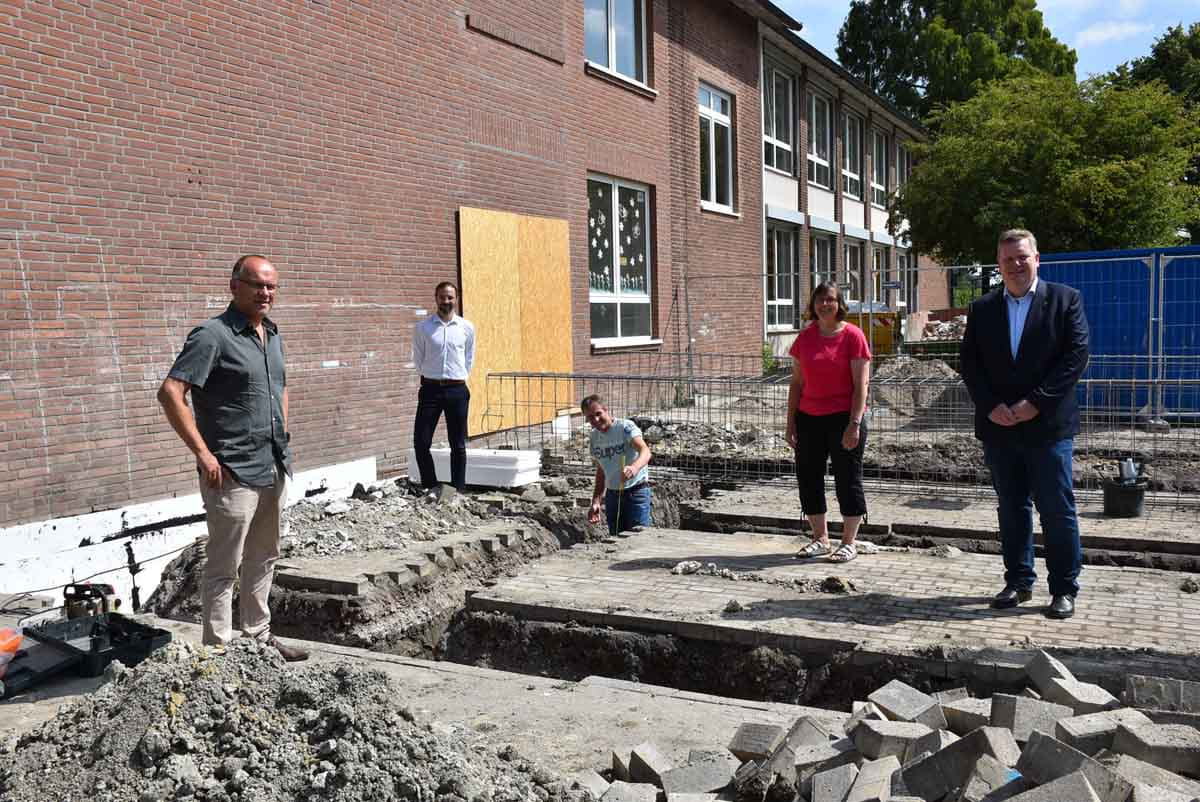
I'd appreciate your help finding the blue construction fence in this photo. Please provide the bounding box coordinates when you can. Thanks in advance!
[1038,245,1200,417]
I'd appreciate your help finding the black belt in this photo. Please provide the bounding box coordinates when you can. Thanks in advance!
[421,376,465,386]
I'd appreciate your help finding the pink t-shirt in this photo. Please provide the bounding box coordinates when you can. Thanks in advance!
[788,322,872,415]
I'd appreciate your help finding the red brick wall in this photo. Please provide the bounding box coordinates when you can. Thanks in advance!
[0,0,767,525]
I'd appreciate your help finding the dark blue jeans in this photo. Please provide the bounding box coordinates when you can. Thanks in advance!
[605,482,652,535]
[984,437,1082,597]
[413,382,470,491]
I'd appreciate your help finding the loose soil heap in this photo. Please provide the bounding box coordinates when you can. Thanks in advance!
[0,639,580,802]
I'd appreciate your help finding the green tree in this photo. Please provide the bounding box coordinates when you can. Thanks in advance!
[837,0,1076,120]
[893,74,1200,265]
[1109,23,1200,241]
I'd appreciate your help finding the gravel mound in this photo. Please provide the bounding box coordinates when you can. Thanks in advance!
[0,639,580,802]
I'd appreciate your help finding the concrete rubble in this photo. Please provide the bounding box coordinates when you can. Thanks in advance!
[589,650,1199,802]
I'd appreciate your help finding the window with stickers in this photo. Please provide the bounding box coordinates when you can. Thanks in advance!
[588,175,652,343]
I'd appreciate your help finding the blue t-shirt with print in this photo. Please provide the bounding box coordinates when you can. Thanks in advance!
[589,418,648,491]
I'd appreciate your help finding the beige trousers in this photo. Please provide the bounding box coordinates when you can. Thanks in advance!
[199,465,287,645]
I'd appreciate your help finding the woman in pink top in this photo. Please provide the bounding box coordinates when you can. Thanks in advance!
[786,282,872,562]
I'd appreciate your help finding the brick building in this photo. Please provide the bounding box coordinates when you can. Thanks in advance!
[0,0,942,528]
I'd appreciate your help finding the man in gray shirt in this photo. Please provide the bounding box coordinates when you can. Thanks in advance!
[157,254,308,661]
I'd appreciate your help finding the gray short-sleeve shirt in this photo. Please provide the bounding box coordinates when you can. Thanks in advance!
[168,304,292,486]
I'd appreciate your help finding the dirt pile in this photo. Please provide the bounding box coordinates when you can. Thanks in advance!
[871,357,965,419]
[0,639,580,802]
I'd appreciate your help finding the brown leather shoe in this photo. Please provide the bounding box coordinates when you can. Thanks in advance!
[267,636,309,662]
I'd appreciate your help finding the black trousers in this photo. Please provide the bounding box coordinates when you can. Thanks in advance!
[793,410,868,517]
[413,381,470,490]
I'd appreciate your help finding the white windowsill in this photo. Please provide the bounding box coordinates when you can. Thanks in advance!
[808,180,833,192]
[700,201,739,218]
[591,337,663,352]
[584,60,658,98]
[763,164,795,178]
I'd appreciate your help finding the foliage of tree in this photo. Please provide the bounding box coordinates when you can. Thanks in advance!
[1108,23,1200,241]
[893,74,1200,265]
[836,0,1076,120]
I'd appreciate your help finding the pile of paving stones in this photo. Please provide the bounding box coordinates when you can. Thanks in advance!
[0,639,583,802]
[922,316,967,341]
[577,650,1200,802]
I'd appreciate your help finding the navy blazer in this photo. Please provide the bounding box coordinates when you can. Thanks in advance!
[959,280,1089,444]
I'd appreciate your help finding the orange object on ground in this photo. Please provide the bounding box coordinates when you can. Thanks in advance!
[0,627,23,679]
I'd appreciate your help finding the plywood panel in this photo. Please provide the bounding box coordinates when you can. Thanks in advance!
[517,215,574,428]
[459,207,521,435]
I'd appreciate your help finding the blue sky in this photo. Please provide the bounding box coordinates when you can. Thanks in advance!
[773,0,1200,81]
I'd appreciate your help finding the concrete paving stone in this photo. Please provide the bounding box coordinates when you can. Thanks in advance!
[794,737,859,783]
[1026,649,1076,695]
[613,749,633,782]
[687,749,731,764]
[869,679,949,729]
[1112,723,1200,779]
[1129,786,1194,802]
[991,693,1075,744]
[601,780,658,802]
[1004,771,1101,802]
[1044,677,1121,715]
[1016,731,1134,802]
[845,755,900,802]
[404,559,440,579]
[727,722,786,761]
[945,698,994,735]
[659,752,741,796]
[842,702,886,735]
[905,728,960,764]
[1056,708,1155,756]
[573,769,610,799]
[1105,754,1200,799]
[935,688,972,703]
[628,741,673,786]
[787,715,840,748]
[382,567,419,588]
[852,719,934,760]
[901,727,1021,802]
[953,753,1023,802]
[811,762,859,802]
[1125,675,1200,713]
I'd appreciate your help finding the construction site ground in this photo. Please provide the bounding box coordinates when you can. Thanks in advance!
[2,477,1199,782]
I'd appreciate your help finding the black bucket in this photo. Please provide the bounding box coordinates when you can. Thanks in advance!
[1103,479,1147,518]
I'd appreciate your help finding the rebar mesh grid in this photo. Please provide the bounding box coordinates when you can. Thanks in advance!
[476,354,1200,515]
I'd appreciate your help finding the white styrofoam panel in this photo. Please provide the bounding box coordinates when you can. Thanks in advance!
[407,448,541,488]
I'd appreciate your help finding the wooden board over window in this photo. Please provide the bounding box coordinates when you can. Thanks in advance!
[458,207,573,435]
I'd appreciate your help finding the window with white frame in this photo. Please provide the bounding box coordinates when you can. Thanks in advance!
[843,240,863,301]
[871,129,888,207]
[699,84,733,210]
[896,141,912,188]
[841,111,863,199]
[806,92,832,188]
[766,226,797,328]
[900,250,919,310]
[871,245,888,303]
[584,0,647,84]
[588,175,652,342]
[810,234,833,293]
[762,63,793,174]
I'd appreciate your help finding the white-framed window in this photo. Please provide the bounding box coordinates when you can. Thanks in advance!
[900,250,920,310]
[841,111,863,199]
[584,0,647,84]
[766,226,797,329]
[699,83,733,211]
[806,92,832,188]
[588,175,652,342]
[762,63,793,174]
[843,240,864,301]
[871,129,888,208]
[896,141,912,188]
[810,234,834,291]
[871,245,888,303]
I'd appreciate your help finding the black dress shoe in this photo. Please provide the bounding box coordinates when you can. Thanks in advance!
[1046,595,1075,619]
[990,586,1034,609]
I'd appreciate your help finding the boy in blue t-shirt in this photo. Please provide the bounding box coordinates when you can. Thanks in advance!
[582,394,653,535]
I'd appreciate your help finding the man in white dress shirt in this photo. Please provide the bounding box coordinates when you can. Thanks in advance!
[412,281,476,492]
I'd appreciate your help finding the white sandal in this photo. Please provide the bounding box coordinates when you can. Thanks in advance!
[796,539,832,558]
[829,542,858,563]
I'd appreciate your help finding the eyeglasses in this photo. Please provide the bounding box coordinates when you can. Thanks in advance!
[236,278,278,293]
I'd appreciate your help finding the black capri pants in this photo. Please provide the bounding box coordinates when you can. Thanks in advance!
[793,409,868,517]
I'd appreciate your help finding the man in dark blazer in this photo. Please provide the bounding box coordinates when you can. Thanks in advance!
[960,229,1090,619]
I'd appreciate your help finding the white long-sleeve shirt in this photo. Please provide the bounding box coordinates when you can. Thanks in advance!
[413,314,475,380]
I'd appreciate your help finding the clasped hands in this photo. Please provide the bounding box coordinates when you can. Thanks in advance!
[988,400,1039,427]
